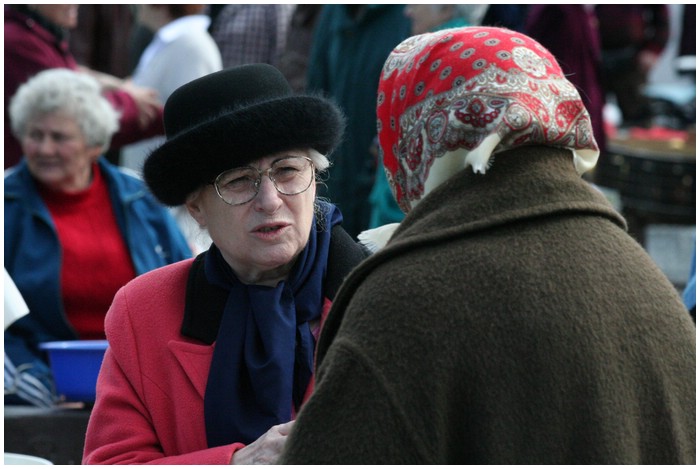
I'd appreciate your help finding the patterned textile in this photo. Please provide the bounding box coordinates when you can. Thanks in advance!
[377,26,600,212]
[209,4,294,68]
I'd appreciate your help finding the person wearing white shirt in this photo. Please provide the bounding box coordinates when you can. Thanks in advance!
[121,5,223,254]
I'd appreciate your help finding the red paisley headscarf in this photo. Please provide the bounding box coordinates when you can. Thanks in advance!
[376,26,599,213]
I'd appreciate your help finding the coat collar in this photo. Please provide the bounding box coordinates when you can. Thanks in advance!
[316,146,627,364]
[392,146,626,244]
[167,339,214,399]
[181,252,227,345]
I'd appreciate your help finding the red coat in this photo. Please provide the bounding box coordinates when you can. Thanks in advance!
[83,258,330,464]
[4,7,164,169]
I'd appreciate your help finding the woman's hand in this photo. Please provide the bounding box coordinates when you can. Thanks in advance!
[75,67,161,129]
[120,79,163,129]
[230,421,295,465]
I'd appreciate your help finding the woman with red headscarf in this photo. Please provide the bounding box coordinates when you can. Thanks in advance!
[280,27,696,464]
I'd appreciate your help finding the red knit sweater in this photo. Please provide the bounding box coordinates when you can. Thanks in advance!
[41,164,136,338]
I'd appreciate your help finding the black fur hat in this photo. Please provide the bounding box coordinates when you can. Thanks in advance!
[143,64,345,206]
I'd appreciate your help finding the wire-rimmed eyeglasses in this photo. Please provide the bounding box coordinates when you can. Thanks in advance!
[211,156,315,206]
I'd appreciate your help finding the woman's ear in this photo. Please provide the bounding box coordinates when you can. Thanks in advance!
[185,189,207,228]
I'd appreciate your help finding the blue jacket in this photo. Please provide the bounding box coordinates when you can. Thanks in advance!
[682,240,695,320]
[4,158,192,393]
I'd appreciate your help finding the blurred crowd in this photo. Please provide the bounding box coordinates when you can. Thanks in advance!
[5,5,696,236]
[6,5,695,236]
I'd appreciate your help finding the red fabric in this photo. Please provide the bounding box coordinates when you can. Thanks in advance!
[41,164,136,339]
[628,126,689,142]
[4,7,164,169]
[84,259,331,463]
[377,26,598,211]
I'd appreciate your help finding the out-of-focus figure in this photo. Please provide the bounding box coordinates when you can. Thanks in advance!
[306,5,411,238]
[4,4,164,169]
[4,68,191,407]
[207,4,294,69]
[119,4,223,254]
[595,5,670,127]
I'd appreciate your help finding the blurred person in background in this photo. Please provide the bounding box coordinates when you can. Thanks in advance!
[306,5,411,238]
[69,5,136,79]
[480,4,530,32]
[4,69,191,407]
[595,5,670,127]
[119,4,221,134]
[4,4,164,170]
[119,4,223,255]
[276,5,324,93]
[207,4,294,69]
[121,4,222,173]
[404,4,487,36]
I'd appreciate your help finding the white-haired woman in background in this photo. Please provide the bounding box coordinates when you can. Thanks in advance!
[4,68,191,407]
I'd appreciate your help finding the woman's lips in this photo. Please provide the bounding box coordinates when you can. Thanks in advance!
[252,222,290,238]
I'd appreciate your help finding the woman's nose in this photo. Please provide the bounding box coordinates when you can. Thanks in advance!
[253,175,283,212]
[31,135,56,154]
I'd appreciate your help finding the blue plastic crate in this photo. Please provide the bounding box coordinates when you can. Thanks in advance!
[39,340,108,403]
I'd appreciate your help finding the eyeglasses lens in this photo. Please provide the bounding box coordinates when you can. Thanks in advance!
[214,156,313,205]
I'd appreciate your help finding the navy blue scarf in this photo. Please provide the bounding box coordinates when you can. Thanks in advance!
[204,201,342,447]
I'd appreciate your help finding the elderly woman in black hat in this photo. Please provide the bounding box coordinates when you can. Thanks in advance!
[83,64,369,464]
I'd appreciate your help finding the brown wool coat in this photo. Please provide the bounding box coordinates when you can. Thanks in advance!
[281,147,696,464]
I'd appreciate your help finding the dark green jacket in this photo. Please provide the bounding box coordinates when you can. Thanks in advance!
[306,5,411,237]
[281,146,696,464]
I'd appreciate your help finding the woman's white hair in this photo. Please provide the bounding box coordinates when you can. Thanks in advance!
[9,68,120,151]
